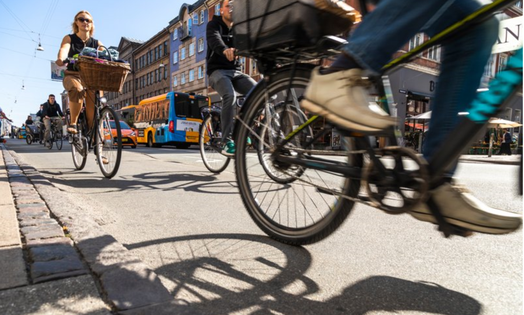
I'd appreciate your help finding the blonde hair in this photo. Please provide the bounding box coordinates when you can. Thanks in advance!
[72,11,95,36]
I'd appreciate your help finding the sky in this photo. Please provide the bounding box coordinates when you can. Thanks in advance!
[0,0,188,127]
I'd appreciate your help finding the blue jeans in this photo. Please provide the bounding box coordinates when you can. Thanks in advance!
[344,0,498,177]
[209,69,257,142]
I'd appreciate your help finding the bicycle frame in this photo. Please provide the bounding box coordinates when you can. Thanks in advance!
[266,0,522,184]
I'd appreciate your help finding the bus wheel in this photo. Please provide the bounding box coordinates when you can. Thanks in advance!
[147,132,153,147]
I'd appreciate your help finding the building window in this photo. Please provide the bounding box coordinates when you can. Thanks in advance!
[173,75,178,87]
[189,43,195,56]
[164,41,168,56]
[193,13,198,24]
[159,45,163,58]
[198,37,204,52]
[198,65,204,79]
[409,33,423,51]
[189,69,195,82]
[155,69,159,83]
[181,72,186,84]
[181,47,186,60]
[200,10,205,24]
[427,46,441,61]
[173,51,178,64]
[215,4,221,15]
[173,30,178,40]
[154,47,158,60]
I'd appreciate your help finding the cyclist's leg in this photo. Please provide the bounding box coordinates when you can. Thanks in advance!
[422,0,498,175]
[63,73,85,133]
[302,0,447,132]
[409,1,521,234]
[209,70,236,143]
[232,71,256,95]
[85,90,96,130]
[43,118,51,142]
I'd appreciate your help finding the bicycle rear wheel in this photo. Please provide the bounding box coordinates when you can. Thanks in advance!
[26,133,33,145]
[199,114,230,173]
[71,134,88,170]
[96,107,122,178]
[235,65,362,246]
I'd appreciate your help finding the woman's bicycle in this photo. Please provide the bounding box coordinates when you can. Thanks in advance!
[233,0,522,245]
[65,92,123,178]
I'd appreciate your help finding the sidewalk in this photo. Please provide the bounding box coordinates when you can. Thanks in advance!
[459,154,520,165]
[0,144,198,315]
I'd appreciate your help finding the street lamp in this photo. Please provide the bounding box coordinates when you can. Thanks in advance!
[36,34,44,51]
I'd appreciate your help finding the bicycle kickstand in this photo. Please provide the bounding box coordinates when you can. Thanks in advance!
[426,197,473,238]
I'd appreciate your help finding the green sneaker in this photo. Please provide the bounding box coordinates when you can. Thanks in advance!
[221,140,235,156]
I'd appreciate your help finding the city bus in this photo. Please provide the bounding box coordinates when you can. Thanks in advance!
[134,91,208,148]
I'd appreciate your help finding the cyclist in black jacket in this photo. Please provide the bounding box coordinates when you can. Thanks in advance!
[206,0,256,156]
[42,94,64,147]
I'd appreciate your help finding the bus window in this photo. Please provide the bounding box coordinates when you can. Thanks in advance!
[175,94,206,119]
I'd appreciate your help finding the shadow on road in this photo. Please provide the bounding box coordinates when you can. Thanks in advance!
[124,233,482,315]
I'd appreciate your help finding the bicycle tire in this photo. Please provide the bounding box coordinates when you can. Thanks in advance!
[199,114,230,173]
[47,131,54,150]
[71,134,88,170]
[235,64,362,246]
[26,134,32,145]
[55,129,63,150]
[96,107,122,178]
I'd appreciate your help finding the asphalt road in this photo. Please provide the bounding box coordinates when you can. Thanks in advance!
[5,138,523,315]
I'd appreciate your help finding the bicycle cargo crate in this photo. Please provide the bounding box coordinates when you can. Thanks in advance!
[232,0,358,55]
[77,56,131,92]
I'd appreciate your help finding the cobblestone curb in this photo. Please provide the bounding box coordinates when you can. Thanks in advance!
[2,145,176,312]
[2,146,88,284]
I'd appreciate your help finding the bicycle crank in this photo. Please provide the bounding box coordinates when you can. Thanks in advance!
[362,146,430,214]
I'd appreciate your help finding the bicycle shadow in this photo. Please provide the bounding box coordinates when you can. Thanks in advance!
[124,233,481,315]
[39,171,225,194]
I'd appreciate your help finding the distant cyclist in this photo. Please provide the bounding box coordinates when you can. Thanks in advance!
[42,94,64,147]
[206,0,256,156]
[36,104,45,144]
[301,0,521,234]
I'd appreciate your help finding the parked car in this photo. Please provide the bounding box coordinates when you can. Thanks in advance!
[109,120,137,148]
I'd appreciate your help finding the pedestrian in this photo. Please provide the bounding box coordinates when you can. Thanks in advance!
[500,129,512,155]
[206,0,256,156]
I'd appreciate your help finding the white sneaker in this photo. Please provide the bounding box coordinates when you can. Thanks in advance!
[301,67,397,132]
[410,182,522,234]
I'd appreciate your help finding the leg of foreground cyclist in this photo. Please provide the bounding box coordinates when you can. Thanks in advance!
[301,0,522,234]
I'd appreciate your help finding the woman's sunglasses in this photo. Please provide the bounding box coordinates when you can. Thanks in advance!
[77,17,92,23]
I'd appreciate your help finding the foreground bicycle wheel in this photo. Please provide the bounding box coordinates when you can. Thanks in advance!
[199,114,230,173]
[235,65,362,246]
[47,131,54,150]
[96,107,122,178]
[26,133,33,145]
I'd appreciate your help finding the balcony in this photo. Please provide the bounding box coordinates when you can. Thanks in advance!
[179,26,192,41]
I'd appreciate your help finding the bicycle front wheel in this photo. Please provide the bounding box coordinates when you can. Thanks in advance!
[47,131,54,150]
[26,134,33,145]
[96,107,122,178]
[55,129,63,150]
[199,114,230,173]
[71,132,88,170]
[235,65,362,246]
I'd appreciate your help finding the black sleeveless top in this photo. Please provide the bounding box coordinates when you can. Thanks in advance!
[67,33,99,71]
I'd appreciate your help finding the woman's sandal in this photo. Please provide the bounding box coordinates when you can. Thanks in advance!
[67,125,78,134]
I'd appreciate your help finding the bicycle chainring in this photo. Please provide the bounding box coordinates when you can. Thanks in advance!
[362,146,430,214]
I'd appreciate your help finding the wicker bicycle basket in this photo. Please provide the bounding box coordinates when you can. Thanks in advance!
[77,56,131,92]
